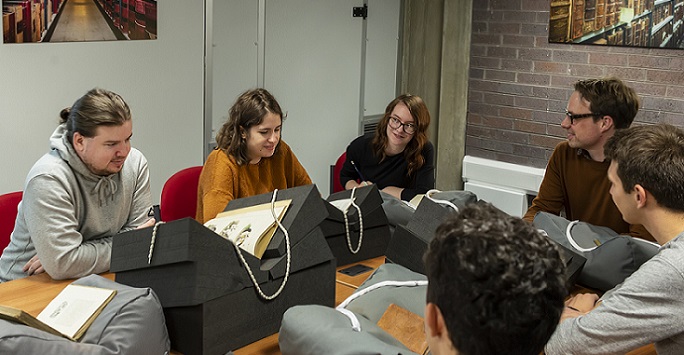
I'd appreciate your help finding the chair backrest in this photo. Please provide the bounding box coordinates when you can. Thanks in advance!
[331,152,347,194]
[0,191,22,252]
[159,166,203,222]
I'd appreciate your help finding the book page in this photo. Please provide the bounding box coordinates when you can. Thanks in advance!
[205,199,291,258]
[329,197,354,212]
[37,284,116,340]
[408,194,424,209]
[0,304,64,338]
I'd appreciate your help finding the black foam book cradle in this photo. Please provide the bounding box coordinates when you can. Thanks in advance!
[110,184,336,355]
[321,185,391,266]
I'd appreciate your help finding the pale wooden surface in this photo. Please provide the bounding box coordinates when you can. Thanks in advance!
[0,258,385,355]
[0,272,116,317]
[0,258,656,355]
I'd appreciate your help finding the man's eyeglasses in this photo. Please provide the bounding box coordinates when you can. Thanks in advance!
[564,110,604,125]
[388,117,416,134]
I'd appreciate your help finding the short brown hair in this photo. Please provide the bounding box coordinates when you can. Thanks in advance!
[605,123,684,212]
[574,77,639,129]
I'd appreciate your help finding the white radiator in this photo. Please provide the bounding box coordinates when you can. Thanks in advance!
[462,155,546,217]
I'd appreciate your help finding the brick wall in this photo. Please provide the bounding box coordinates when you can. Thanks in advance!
[467,0,684,169]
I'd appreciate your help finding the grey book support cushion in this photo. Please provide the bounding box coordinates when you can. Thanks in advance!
[533,211,659,292]
[0,274,170,355]
[279,263,427,355]
[380,190,477,232]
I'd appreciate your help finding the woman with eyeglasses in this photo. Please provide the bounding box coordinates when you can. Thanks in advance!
[339,94,434,201]
[196,88,312,223]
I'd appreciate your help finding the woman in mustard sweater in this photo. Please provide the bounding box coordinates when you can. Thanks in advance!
[196,88,312,223]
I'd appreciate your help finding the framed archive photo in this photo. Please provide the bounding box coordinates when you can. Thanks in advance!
[549,0,684,49]
[2,0,157,44]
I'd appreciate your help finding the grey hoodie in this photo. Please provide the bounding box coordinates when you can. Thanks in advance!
[0,124,151,282]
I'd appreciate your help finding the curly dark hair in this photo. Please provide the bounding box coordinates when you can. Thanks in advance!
[424,202,567,355]
[605,123,684,213]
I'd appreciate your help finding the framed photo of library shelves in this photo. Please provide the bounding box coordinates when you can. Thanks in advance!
[549,0,684,49]
[3,0,157,44]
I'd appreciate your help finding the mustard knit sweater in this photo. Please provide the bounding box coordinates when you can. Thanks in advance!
[196,141,312,223]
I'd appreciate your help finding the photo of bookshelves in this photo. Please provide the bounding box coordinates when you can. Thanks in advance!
[2,0,156,44]
[550,0,684,48]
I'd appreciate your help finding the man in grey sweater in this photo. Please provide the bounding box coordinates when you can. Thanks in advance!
[0,88,154,282]
[545,123,684,354]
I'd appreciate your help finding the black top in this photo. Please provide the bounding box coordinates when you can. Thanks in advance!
[340,133,435,200]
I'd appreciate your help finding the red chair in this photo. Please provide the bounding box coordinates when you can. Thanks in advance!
[0,191,22,252]
[330,152,347,194]
[159,166,203,222]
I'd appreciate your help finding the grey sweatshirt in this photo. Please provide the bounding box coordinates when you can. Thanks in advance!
[0,124,151,282]
[545,232,684,355]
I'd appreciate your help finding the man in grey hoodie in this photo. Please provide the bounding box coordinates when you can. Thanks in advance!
[0,88,154,282]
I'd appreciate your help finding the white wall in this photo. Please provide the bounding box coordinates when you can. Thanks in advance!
[0,1,205,202]
[264,0,364,196]
[209,0,401,195]
[1,0,401,201]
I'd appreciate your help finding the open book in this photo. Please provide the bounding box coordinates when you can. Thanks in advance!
[0,284,116,341]
[204,199,292,259]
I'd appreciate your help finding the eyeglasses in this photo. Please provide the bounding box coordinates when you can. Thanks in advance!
[388,117,416,134]
[564,110,604,125]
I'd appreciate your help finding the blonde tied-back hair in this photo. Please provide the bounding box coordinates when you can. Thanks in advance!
[215,88,284,165]
[60,88,131,144]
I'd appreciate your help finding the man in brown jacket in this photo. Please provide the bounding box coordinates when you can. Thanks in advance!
[522,77,652,241]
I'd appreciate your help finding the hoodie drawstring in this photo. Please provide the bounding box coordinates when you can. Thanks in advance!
[93,176,118,206]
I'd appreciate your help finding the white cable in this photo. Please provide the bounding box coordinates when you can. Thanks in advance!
[343,187,364,254]
[335,279,428,332]
[230,189,291,300]
[565,220,597,252]
[336,308,362,331]
[425,189,459,212]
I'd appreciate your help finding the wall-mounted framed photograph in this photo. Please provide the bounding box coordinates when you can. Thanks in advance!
[549,0,684,48]
[2,0,157,44]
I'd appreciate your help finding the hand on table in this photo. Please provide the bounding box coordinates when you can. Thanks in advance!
[23,254,45,276]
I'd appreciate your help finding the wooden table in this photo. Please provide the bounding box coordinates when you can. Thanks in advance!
[0,257,655,355]
[0,257,385,355]
[0,272,116,317]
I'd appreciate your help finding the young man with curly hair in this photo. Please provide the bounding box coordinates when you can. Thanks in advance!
[424,202,568,355]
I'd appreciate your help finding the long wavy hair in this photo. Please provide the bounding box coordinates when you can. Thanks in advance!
[371,94,431,177]
[215,88,284,165]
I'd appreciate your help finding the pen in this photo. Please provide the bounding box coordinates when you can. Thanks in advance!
[350,160,367,182]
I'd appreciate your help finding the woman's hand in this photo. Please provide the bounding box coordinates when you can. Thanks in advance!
[381,186,404,200]
[346,180,373,190]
